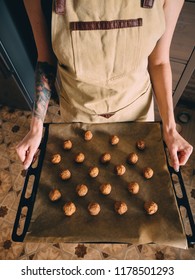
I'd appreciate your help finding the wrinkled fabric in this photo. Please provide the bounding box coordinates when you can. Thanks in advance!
[52,0,165,122]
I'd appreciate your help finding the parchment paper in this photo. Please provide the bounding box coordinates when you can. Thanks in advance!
[25,122,187,248]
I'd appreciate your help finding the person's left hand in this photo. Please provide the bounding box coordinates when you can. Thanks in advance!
[163,128,193,172]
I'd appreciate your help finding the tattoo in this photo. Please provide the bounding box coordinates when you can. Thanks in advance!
[33,61,56,121]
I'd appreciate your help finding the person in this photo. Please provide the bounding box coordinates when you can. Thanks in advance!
[16,0,193,171]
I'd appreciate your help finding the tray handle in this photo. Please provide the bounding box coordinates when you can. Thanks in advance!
[166,149,195,246]
[12,124,49,242]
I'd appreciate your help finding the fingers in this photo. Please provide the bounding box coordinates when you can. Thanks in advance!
[32,149,40,164]
[15,129,43,170]
[16,144,28,164]
[170,145,193,172]
[169,147,180,172]
[23,147,36,170]
[16,144,37,170]
[178,145,193,166]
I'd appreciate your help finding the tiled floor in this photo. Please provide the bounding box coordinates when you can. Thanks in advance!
[0,100,195,260]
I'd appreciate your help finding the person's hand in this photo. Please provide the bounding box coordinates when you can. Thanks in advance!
[163,128,193,172]
[16,127,43,170]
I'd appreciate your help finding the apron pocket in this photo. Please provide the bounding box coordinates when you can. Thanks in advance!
[70,18,142,82]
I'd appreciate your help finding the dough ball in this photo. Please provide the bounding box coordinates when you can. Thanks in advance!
[89,166,99,178]
[115,164,126,176]
[84,130,93,141]
[127,152,138,164]
[143,167,154,179]
[110,135,119,145]
[136,139,146,150]
[100,152,111,163]
[76,184,88,197]
[128,181,139,194]
[51,153,61,164]
[60,169,71,180]
[100,183,112,195]
[88,202,101,216]
[144,201,158,215]
[63,202,76,216]
[114,201,128,215]
[49,188,61,201]
[75,152,85,163]
[63,140,72,150]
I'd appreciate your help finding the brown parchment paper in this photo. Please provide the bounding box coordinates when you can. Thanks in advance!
[25,122,187,248]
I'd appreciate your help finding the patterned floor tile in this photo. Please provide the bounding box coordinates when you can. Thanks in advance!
[91,244,129,260]
[72,244,102,260]
[0,170,12,204]
[124,245,141,260]
[0,221,24,260]
[139,244,180,260]
[32,244,72,260]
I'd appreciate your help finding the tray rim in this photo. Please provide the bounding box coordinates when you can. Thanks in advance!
[11,122,195,246]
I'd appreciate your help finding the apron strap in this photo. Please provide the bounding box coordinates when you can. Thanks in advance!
[141,0,155,8]
[54,0,65,14]
[54,1,155,14]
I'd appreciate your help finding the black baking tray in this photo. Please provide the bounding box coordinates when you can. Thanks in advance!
[12,123,195,246]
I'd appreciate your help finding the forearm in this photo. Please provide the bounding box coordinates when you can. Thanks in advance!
[16,61,56,169]
[31,61,56,131]
[147,0,184,133]
[23,1,57,129]
[148,62,176,133]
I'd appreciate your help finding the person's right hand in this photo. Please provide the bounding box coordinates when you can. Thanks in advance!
[16,127,43,170]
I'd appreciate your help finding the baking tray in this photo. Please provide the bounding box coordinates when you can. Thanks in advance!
[12,122,195,248]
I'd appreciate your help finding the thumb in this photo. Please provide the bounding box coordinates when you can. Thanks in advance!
[169,148,179,172]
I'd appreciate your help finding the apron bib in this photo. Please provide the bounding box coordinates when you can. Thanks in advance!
[52,0,165,123]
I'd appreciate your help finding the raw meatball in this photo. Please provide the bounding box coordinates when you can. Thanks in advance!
[110,135,119,145]
[127,152,138,164]
[100,183,112,195]
[49,188,61,201]
[76,184,88,197]
[143,167,154,179]
[115,164,126,176]
[89,166,99,178]
[136,139,146,150]
[114,201,128,215]
[60,169,71,180]
[144,201,158,215]
[63,140,72,150]
[51,153,61,164]
[84,130,93,141]
[88,202,101,216]
[75,152,85,163]
[63,202,76,216]
[128,181,139,194]
[100,152,111,163]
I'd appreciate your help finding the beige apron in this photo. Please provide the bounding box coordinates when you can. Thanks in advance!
[52,0,165,123]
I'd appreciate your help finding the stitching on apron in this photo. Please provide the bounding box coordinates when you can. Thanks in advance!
[70,18,143,31]
[141,0,155,8]
[54,0,65,15]
[98,113,115,119]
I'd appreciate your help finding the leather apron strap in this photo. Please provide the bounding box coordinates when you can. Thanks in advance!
[54,0,65,14]
[141,0,155,8]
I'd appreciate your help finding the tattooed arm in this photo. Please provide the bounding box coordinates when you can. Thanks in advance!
[16,0,57,169]
[33,61,56,121]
